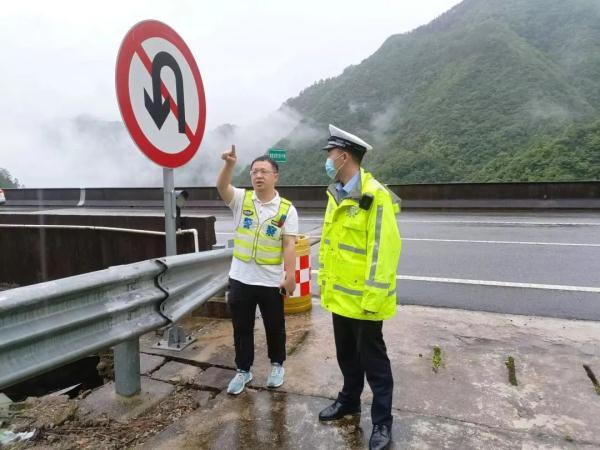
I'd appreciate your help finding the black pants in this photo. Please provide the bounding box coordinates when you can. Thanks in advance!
[228,278,286,371]
[333,313,394,427]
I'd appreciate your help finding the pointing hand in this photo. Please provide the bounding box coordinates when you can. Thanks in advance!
[221,144,237,166]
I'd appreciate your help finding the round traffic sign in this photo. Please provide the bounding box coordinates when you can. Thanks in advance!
[116,20,206,168]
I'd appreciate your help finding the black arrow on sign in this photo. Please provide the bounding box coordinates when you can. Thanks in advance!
[144,51,186,134]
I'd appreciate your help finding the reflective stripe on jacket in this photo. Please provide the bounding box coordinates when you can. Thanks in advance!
[233,190,292,265]
[318,168,401,320]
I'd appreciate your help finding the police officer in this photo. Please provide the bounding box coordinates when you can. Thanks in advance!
[217,145,298,395]
[317,125,401,450]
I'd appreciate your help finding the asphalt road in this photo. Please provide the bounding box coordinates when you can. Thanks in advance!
[2,206,599,319]
[213,208,600,320]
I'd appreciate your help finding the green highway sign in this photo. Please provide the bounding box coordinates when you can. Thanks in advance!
[267,148,287,162]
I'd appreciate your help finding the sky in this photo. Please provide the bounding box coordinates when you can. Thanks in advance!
[1,0,461,187]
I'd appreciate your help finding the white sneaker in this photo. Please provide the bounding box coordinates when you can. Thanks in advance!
[227,369,253,395]
[266,363,285,388]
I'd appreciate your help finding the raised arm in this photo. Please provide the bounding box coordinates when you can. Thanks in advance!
[216,144,237,205]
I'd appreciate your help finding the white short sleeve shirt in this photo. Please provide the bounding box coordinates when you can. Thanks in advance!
[228,188,299,287]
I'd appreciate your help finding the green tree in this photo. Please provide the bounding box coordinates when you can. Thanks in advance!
[0,168,21,188]
[264,0,600,184]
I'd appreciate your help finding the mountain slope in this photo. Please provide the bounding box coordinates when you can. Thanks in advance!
[273,0,600,185]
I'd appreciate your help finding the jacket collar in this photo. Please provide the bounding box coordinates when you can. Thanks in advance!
[327,168,367,204]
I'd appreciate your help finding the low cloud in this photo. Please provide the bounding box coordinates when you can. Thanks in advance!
[524,98,574,123]
[370,100,404,142]
[179,105,302,186]
[4,106,304,188]
[348,101,367,114]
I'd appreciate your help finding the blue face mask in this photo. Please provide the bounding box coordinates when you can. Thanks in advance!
[325,154,345,179]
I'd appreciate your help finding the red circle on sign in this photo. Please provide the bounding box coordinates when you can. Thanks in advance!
[116,20,206,168]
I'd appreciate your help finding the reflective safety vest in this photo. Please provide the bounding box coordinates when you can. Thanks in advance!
[318,168,402,321]
[233,190,292,265]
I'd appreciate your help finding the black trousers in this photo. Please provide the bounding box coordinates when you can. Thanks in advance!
[228,278,286,371]
[333,313,394,427]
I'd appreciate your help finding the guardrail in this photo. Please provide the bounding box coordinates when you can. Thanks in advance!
[2,181,600,209]
[0,248,232,396]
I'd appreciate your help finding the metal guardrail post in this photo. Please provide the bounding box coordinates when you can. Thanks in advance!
[114,338,141,397]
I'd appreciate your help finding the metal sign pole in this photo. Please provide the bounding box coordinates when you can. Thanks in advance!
[114,168,177,397]
[163,168,177,256]
[116,20,206,397]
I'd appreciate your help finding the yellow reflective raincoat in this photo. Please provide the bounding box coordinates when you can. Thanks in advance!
[318,168,401,320]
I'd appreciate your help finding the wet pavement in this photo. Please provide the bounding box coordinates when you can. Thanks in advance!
[137,298,600,449]
[139,390,585,450]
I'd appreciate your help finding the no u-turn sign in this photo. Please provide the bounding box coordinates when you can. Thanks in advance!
[116,20,206,168]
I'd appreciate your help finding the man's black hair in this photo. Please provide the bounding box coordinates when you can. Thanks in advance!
[251,155,279,172]
[350,148,366,165]
[335,148,365,165]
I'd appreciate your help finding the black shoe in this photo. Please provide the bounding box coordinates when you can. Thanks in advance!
[369,424,392,450]
[318,400,361,421]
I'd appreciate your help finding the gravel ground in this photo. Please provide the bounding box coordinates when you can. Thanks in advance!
[2,385,215,449]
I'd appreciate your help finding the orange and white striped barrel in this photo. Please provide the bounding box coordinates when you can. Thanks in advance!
[284,235,312,314]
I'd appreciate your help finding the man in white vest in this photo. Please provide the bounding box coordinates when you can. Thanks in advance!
[217,145,298,395]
